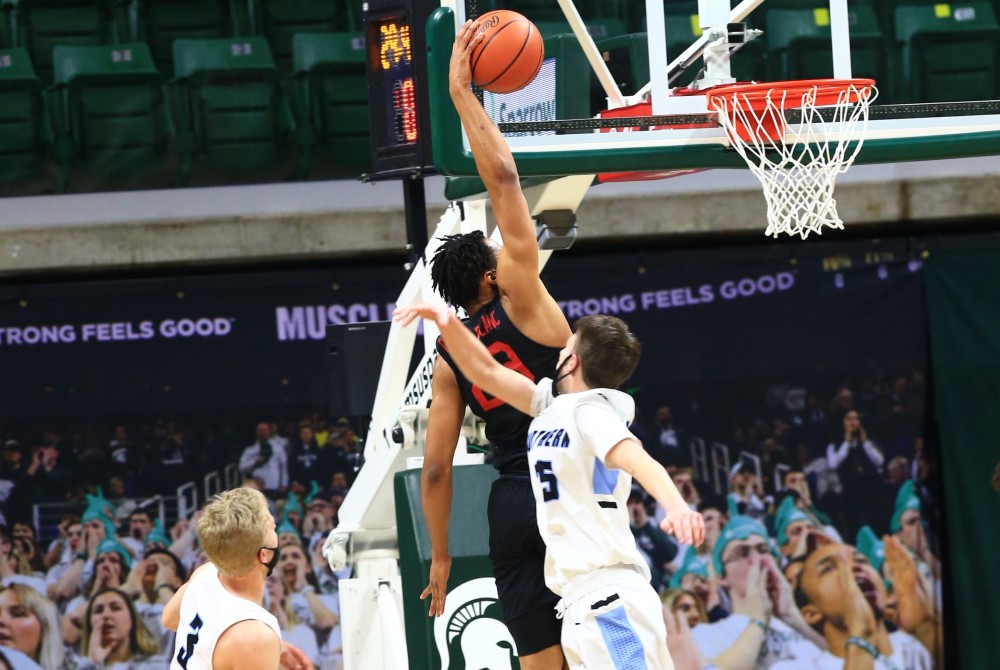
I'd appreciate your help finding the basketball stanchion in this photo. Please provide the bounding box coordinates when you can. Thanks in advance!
[705,78,878,239]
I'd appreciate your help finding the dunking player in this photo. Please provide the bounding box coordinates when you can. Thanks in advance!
[162,488,311,670]
[397,303,705,669]
[419,18,573,668]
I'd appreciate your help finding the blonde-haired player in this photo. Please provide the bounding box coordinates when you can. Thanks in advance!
[397,302,705,670]
[162,487,311,670]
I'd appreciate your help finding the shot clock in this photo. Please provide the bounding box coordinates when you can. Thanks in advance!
[364,0,437,179]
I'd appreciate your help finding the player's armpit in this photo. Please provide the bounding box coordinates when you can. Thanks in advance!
[437,309,537,414]
[161,581,189,631]
[214,620,282,670]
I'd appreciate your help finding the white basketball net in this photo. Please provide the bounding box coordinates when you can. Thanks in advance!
[709,81,877,239]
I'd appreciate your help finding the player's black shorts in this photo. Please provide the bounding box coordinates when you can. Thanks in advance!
[487,473,562,656]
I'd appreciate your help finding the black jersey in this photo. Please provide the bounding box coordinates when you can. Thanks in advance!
[437,297,561,474]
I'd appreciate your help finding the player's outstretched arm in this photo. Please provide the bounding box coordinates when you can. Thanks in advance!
[605,438,705,546]
[395,301,537,415]
[448,21,570,346]
[161,562,211,631]
[421,357,465,617]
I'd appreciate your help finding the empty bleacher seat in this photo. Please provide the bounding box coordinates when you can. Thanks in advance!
[16,0,113,82]
[875,0,947,39]
[0,47,51,192]
[50,43,169,191]
[766,6,892,98]
[895,2,1000,102]
[127,0,240,77]
[255,0,350,72]
[170,36,294,184]
[288,31,369,178]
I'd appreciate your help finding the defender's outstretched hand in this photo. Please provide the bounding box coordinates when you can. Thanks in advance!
[449,19,485,92]
[661,507,706,547]
[280,640,314,670]
[393,300,452,330]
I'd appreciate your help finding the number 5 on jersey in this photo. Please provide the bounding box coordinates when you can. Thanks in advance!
[176,614,203,669]
[534,460,559,501]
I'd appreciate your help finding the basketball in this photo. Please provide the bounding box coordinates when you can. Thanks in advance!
[470,10,544,94]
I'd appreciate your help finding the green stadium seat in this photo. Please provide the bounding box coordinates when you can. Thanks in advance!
[255,0,351,72]
[16,0,113,82]
[0,47,52,192]
[288,31,369,178]
[895,2,1000,102]
[875,0,949,39]
[127,0,240,77]
[50,42,169,191]
[170,36,294,184]
[766,6,892,100]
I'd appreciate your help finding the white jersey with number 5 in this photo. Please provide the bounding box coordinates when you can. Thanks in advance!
[169,563,281,670]
[527,377,651,596]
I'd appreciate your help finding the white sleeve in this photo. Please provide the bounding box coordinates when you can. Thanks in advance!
[238,445,258,473]
[574,401,635,463]
[529,378,555,417]
[278,445,289,489]
[826,441,850,469]
[862,441,884,469]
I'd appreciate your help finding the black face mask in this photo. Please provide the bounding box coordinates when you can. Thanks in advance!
[552,353,574,397]
[260,545,280,577]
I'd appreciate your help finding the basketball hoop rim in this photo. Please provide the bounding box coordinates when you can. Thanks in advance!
[704,78,877,110]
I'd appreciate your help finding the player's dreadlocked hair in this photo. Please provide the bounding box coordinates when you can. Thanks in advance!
[430,231,497,310]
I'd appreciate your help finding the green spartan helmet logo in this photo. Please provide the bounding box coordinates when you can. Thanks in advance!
[434,578,518,670]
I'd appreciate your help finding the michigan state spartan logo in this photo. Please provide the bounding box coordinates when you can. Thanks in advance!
[433,578,518,670]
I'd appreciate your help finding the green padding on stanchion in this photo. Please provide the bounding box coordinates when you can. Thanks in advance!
[396,464,519,670]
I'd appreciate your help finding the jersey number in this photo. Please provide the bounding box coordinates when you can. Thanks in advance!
[471,342,535,411]
[534,460,559,501]
[176,614,203,669]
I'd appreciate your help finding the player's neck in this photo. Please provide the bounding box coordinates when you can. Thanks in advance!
[558,376,591,395]
[218,570,265,606]
[464,284,499,316]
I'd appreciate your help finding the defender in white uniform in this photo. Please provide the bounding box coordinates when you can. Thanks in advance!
[396,303,706,670]
[163,488,310,670]
[169,562,281,670]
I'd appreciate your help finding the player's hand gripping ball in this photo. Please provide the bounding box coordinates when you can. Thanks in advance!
[470,10,545,94]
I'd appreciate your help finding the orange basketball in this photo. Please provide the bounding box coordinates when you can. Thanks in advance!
[470,10,544,94]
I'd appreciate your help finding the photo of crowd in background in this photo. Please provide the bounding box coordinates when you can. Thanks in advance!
[0,238,944,669]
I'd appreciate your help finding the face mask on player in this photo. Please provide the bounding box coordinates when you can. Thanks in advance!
[552,352,575,397]
[260,545,280,576]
